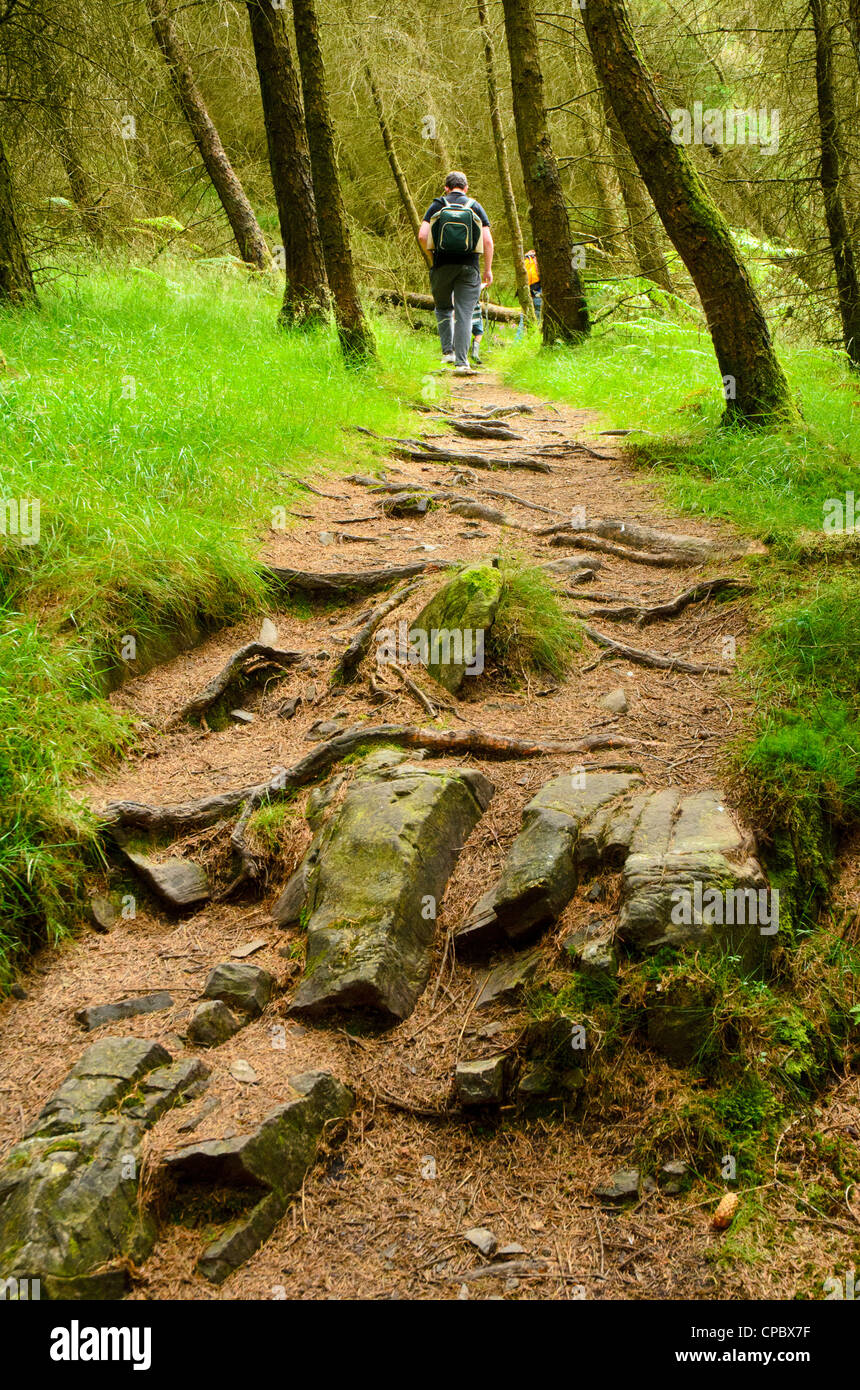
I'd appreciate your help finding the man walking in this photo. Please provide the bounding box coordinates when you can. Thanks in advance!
[418,171,494,376]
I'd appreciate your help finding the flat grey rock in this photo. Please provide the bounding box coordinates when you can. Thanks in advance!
[202,961,274,1018]
[124,851,210,910]
[474,949,542,1008]
[74,991,173,1031]
[454,1054,507,1106]
[594,1169,640,1202]
[187,1000,243,1047]
[600,687,628,714]
[463,1227,498,1257]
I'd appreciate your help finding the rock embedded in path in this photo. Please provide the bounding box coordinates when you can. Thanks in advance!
[474,948,543,1008]
[454,1054,508,1106]
[88,893,118,932]
[600,687,628,715]
[123,850,211,911]
[594,1169,640,1202]
[408,562,503,693]
[463,1226,499,1257]
[74,990,173,1031]
[0,1036,203,1298]
[289,762,493,1022]
[202,961,274,1018]
[164,1070,353,1283]
[187,999,243,1047]
[456,770,643,953]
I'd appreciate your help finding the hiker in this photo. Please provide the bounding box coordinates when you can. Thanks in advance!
[418,171,494,376]
[470,301,484,364]
[524,249,542,321]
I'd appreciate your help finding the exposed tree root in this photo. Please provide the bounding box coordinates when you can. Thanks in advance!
[584,577,752,625]
[390,663,439,718]
[217,800,264,900]
[478,485,560,517]
[581,625,728,674]
[393,441,553,474]
[263,561,444,597]
[441,418,522,442]
[330,580,422,686]
[169,642,308,726]
[99,725,640,835]
[548,533,693,567]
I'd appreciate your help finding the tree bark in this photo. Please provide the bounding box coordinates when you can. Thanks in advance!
[583,0,794,425]
[0,124,36,305]
[476,0,533,321]
[291,0,375,360]
[602,90,673,293]
[500,0,590,344]
[810,0,860,368]
[145,0,270,270]
[246,0,329,324]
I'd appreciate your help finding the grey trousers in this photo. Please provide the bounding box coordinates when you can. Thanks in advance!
[429,263,482,366]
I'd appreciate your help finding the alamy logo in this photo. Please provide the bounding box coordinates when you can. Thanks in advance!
[823,491,859,533]
[0,498,40,545]
[670,883,779,935]
[0,1275,40,1299]
[50,1320,152,1371]
[376,621,485,676]
[671,102,779,155]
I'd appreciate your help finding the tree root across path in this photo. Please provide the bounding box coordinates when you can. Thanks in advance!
[330,580,423,686]
[581,625,729,675]
[168,642,309,726]
[548,532,701,567]
[263,560,444,597]
[98,724,640,835]
[583,577,752,625]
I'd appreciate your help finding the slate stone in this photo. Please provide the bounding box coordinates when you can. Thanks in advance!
[89,894,118,932]
[409,563,503,693]
[74,991,173,1031]
[577,939,617,979]
[202,961,274,1018]
[164,1070,353,1283]
[289,764,493,1023]
[463,1226,498,1257]
[124,851,210,910]
[187,1000,243,1047]
[474,948,542,1008]
[457,770,643,953]
[594,1169,640,1202]
[454,1055,507,1106]
[0,1036,200,1298]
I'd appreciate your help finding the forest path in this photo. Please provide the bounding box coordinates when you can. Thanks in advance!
[3,369,838,1302]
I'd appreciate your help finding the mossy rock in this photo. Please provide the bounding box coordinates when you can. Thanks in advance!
[409,563,503,693]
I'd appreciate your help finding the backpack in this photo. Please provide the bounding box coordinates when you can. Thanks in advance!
[429,196,483,254]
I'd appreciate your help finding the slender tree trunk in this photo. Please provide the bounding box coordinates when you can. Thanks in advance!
[145,0,269,270]
[0,125,36,305]
[583,0,793,425]
[476,0,533,321]
[501,0,590,344]
[810,0,860,368]
[246,0,329,325]
[291,0,375,360]
[37,55,104,248]
[602,91,673,292]
[560,28,626,257]
[364,62,422,240]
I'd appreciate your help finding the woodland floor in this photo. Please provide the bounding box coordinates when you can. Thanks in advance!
[1,370,857,1300]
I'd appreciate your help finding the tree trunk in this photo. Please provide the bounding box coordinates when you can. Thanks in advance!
[500,0,590,344]
[364,62,422,241]
[476,0,533,321]
[810,0,860,368]
[602,91,673,292]
[0,125,36,305]
[38,58,105,248]
[560,27,626,258]
[583,0,794,425]
[145,0,270,270]
[291,0,375,359]
[246,0,329,325]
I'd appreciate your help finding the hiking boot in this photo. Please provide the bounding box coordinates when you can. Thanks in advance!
[453,364,477,376]
[441,352,456,366]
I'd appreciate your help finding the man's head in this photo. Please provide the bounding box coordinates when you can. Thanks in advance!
[444,171,468,193]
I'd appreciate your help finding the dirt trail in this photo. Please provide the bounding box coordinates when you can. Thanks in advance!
[3,372,850,1301]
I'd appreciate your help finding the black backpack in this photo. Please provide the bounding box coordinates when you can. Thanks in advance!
[429,196,483,254]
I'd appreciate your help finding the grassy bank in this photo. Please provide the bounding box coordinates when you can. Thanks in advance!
[505,318,860,922]
[0,260,427,985]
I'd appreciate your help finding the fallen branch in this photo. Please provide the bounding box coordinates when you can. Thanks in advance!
[263,561,444,597]
[375,288,520,324]
[331,581,422,686]
[170,643,307,725]
[391,663,438,718]
[585,577,752,625]
[581,625,729,674]
[99,725,640,834]
[479,485,561,517]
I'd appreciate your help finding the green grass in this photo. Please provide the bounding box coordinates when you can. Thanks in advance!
[489,554,581,682]
[0,258,428,985]
[505,314,860,917]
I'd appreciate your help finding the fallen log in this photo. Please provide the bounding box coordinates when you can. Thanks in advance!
[263,561,444,597]
[99,724,640,835]
[584,577,751,625]
[581,625,728,675]
[170,642,308,725]
[376,288,521,324]
[331,581,422,686]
